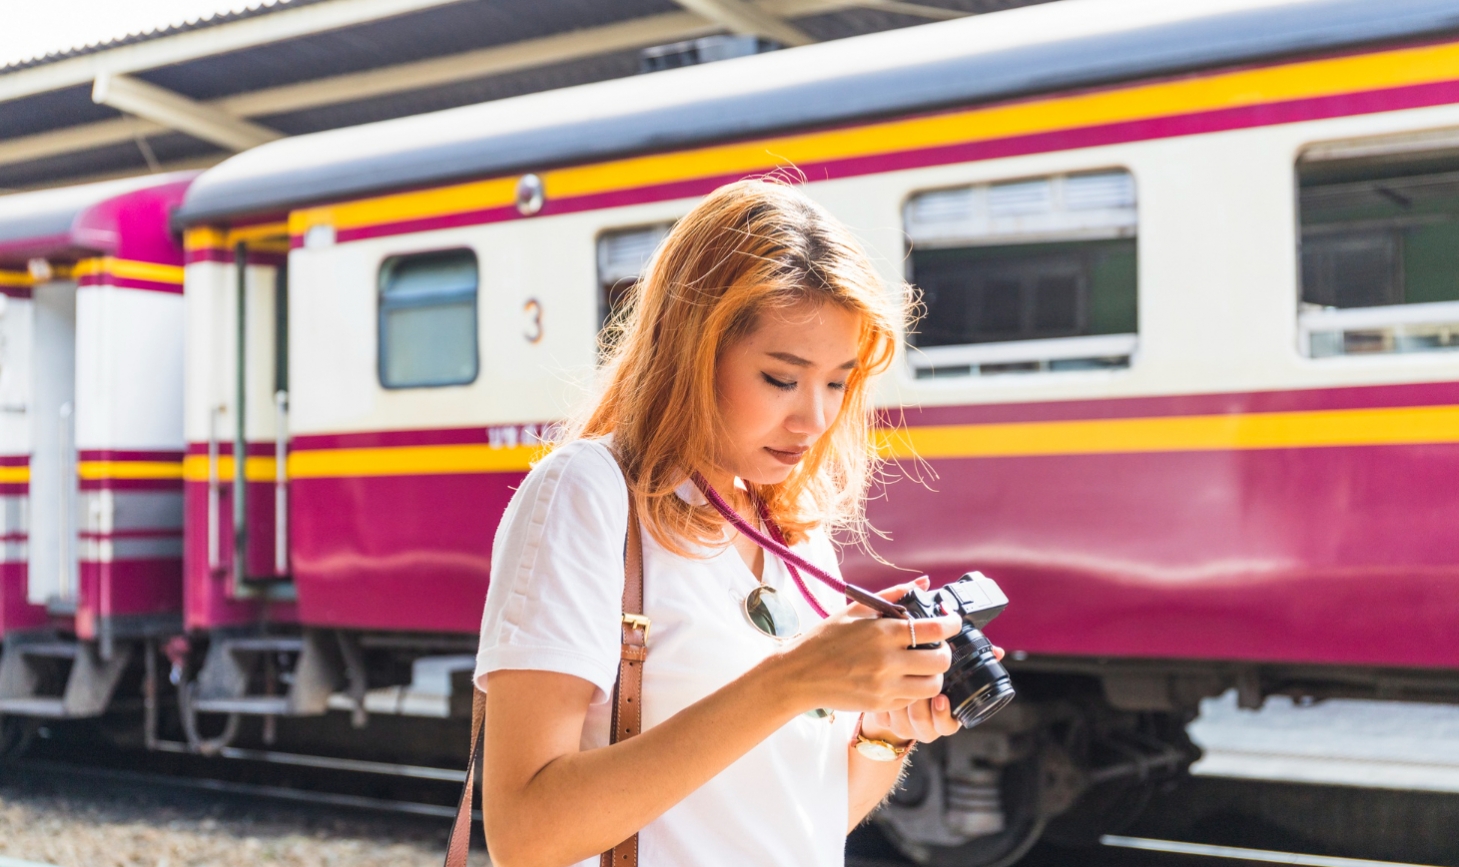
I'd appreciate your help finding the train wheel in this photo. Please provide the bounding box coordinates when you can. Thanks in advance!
[875,741,1046,867]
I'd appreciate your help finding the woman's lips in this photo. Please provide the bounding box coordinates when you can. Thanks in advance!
[765,446,808,465]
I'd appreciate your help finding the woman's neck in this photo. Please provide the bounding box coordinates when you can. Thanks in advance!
[700,468,753,516]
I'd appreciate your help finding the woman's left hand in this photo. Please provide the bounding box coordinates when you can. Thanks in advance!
[858,576,1005,747]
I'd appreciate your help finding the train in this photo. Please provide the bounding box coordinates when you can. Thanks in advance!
[4,0,1459,863]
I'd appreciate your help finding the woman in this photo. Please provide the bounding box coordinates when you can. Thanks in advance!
[475,178,981,867]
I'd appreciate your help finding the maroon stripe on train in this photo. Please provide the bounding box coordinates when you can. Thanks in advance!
[78,449,184,462]
[77,274,183,294]
[0,563,48,633]
[290,423,552,451]
[182,441,279,457]
[184,248,288,267]
[75,559,182,640]
[0,456,29,467]
[80,478,183,492]
[0,286,32,299]
[315,76,1459,245]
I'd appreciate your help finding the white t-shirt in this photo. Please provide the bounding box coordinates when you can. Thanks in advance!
[475,438,855,867]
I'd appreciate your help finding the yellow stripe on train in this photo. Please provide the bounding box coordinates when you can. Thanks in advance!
[171,404,1459,482]
[77,461,184,481]
[291,38,1459,238]
[74,257,185,286]
[0,466,29,484]
[876,404,1459,460]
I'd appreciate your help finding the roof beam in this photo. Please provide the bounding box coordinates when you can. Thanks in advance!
[0,0,863,170]
[0,0,468,105]
[219,11,719,117]
[93,74,282,151]
[852,0,971,20]
[669,0,816,46]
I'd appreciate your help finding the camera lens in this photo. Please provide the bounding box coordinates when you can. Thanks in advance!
[942,630,1015,728]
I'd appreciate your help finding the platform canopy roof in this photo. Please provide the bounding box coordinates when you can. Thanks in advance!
[0,0,1054,193]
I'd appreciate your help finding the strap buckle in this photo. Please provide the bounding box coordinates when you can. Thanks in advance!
[622,613,651,646]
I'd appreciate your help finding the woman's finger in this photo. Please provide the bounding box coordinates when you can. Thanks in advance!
[932,695,961,737]
[906,698,939,742]
[992,645,1005,661]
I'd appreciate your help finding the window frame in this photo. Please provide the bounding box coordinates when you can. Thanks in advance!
[1296,136,1459,360]
[376,246,481,390]
[901,168,1140,380]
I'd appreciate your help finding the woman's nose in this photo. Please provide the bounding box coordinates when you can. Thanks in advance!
[786,388,832,437]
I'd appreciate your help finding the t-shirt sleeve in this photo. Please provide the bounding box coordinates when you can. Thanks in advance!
[474,440,628,703]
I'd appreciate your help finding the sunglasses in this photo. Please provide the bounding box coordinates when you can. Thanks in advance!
[743,585,802,640]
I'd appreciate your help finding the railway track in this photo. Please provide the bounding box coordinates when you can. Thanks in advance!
[3,738,1455,867]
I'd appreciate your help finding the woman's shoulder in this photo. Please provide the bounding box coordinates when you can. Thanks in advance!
[511,437,628,520]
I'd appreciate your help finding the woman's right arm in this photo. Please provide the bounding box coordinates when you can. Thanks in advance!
[482,606,959,867]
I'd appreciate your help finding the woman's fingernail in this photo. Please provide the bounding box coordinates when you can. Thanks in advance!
[935,695,948,711]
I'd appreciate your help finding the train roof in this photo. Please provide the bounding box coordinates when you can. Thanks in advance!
[177,0,1459,227]
[0,171,195,264]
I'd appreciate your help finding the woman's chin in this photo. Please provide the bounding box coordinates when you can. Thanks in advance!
[744,461,796,487]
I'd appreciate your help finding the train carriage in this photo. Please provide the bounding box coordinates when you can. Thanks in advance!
[0,172,192,731]
[169,0,1459,861]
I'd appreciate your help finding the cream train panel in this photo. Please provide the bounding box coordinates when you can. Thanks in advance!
[290,214,612,435]
[182,259,284,445]
[0,294,34,455]
[75,287,185,449]
[819,99,1459,410]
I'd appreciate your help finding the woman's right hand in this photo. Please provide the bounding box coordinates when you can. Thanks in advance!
[766,579,962,715]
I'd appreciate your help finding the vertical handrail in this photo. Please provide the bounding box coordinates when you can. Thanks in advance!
[207,404,221,573]
[273,389,288,575]
[233,242,248,587]
[57,401,73,602]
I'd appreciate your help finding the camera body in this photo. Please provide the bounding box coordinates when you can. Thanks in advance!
[897,572,1015,728]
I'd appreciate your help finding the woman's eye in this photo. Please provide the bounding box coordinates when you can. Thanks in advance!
[829,381,847,392]
[762,373,796,391]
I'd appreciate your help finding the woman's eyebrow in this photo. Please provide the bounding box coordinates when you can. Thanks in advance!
[766,351,858,369]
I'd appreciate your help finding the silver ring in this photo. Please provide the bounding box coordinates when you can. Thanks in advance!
[906,618,918,647]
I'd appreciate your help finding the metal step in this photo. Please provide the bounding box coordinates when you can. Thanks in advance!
[14,643,79,659]
[222,637,305,654]
[190,696,292,715]
[0,697,67,717]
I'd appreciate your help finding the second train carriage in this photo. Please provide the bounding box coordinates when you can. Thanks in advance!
[0,172,193,740]
[161,0,1459,861]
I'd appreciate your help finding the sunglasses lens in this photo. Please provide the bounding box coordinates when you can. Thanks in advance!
[745,586,800,638]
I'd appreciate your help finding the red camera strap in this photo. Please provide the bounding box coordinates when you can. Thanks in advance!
[690,472,905,620]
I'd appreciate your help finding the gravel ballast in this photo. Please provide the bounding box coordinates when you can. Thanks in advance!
[0,769,466,867]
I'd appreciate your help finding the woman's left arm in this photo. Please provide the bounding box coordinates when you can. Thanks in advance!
[847,695,960,830]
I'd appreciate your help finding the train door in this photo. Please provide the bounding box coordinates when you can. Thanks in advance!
[27,278,77,610]
[221,239,291,593]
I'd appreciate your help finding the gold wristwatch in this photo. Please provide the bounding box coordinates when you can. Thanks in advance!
[853,714,914,762]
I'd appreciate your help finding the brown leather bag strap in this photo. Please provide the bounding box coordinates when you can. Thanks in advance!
[446,459,646,867]
[602,482,646,867]
[444,686,485,867]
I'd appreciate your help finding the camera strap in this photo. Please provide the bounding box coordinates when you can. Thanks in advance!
[691,472,906,621]
[444,460,647,867]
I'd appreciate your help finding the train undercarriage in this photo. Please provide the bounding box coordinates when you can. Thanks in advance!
[5,631,1457,865]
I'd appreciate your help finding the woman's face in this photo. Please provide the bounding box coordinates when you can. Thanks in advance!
[713,300,861,487]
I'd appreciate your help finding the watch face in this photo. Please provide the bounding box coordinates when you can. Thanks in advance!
[856,739,899,762]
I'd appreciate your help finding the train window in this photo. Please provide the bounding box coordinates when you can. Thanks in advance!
[904,171,1138,378]
[1298,145,1459,357]
[378,249,478,388]
[597,223,673,330]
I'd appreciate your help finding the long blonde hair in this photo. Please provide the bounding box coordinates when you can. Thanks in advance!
[572,178,908,555]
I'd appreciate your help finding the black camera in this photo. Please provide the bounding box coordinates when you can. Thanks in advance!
[897,572,1015,729]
